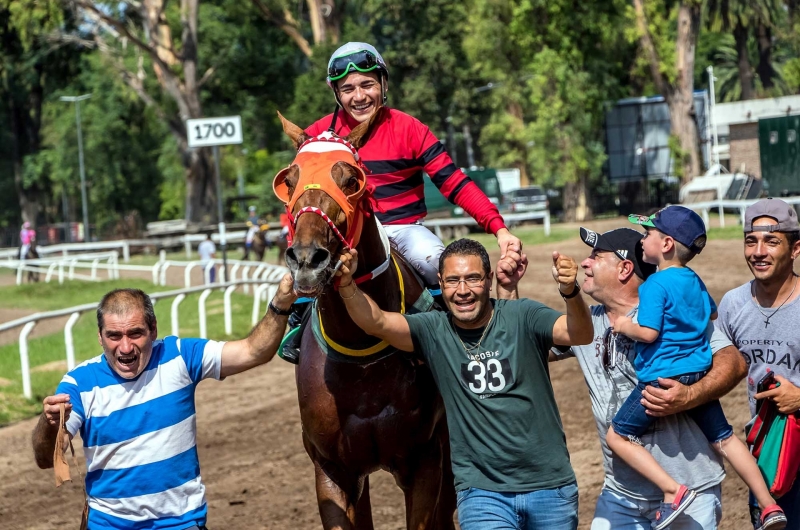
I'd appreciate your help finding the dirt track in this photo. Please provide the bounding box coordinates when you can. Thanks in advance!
[0,222,780,529]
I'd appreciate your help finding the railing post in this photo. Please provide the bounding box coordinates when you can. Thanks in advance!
[19,321,36,399]
[68,259,77,280]
[242,266,251,294]
[701,208,710,229]
[185,238,192,259]
[171,294,186,337]
[544,211,551,237]
[91,259,100,280]
[184,262,196,288]
[46,263,57,283]
[64,312,81,371]
[252,284,269,326]
[152,262,161,284]
[160,261,170,286]
[230,263,240,283]
[58,261,65,284]
[159,249,167,263]
[123,241,130,262]
[198,289,213,339]
[204,263,212,285]
[717,202,725,228]
[224,285,237,335]
[16,261,23,285]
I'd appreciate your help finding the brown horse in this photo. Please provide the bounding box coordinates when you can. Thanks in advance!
[273,111,455,530]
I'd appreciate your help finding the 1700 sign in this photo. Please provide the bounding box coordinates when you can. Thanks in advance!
[186,116,243,148]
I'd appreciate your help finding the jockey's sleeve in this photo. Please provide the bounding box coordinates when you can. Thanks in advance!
[415,123,507,235]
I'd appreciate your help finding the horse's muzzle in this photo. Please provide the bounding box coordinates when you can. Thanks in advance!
[286,244,332,297]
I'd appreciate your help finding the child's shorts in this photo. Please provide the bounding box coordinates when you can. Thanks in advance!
[611,370,734,444]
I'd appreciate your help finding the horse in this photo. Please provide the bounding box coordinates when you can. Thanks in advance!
[273,110,455,530]
[19,242,40,283]
[249,225,288,265]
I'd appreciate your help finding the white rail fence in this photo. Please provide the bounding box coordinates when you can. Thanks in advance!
[0,276,287,399]
[0,248,288,289]
[684,196,800,228]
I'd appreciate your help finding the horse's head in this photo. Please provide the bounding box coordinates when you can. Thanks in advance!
[273,111,379,297]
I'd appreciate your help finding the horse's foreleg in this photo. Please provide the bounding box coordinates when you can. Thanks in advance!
[314,460,372,530]
[397,429,456,530]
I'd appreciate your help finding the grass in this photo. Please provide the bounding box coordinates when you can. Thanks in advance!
[0,280,263,426]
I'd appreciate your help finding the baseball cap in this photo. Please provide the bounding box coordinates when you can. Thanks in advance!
[580,227,657,280]
[628,205,707,253]
[744,198,800,233]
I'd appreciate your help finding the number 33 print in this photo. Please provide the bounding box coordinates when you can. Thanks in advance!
[460,358,513,394]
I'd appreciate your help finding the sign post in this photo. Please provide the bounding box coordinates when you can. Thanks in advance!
[186,115,243,283]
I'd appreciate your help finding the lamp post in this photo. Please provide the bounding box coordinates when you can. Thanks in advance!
[60,94,92,241]
[706,66,720,166]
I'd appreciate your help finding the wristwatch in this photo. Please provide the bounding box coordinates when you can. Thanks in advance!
[560,282,581,299]
[268,301,293,316]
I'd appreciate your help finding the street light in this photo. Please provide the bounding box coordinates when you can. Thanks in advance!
[60,94,92,241]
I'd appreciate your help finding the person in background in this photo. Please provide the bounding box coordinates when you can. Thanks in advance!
[19,221,36,260]
[244,206,260,260]
[198,233,217,283]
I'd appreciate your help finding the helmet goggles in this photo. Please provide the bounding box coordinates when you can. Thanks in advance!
[328,50,382,82]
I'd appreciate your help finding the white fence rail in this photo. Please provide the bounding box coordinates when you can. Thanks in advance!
[684,196,800,228]
[0,277,286,399]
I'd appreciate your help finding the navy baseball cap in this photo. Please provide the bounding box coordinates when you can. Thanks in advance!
[580,227,657,280]
[628,205,707,253]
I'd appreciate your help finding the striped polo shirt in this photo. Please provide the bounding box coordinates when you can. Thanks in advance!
[56,336,224,530]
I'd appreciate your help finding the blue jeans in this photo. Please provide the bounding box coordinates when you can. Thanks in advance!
[612,371,734,444]
[750,473,800,529]
[591,485,722,529]
[457,483,579,530]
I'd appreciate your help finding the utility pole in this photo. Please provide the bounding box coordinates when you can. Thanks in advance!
[707,66,720,166]
[60,94,92,241]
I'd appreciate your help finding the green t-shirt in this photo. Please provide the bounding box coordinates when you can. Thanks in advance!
[405,298,576,492]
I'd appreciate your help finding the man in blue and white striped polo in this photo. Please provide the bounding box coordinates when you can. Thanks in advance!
[32,275,297,530]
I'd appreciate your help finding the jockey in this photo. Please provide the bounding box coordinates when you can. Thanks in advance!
[280,42,522,364]
[19,221,35,260]
[244,205,260,260]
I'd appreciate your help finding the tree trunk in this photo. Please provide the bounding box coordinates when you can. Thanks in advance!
[184,148,216,224]
[7,71,43,227]
[307,0,344,45]
[562,172,592,222]
[733,22,754,100]
[671,1,702,182]
[506,101,530,186]
[756,22,776,91]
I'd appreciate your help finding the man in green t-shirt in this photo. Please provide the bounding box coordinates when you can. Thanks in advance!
[335,238,593,530]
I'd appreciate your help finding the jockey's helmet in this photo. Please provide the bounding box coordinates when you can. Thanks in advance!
[327,42,389,106]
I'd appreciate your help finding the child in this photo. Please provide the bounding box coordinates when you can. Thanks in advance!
[607,205,786,530]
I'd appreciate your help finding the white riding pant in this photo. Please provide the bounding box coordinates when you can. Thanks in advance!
[20,244,30,260]
[245,226,259,245]
[382,223,444,286]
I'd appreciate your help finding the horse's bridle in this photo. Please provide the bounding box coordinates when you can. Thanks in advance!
[273,132,390,288]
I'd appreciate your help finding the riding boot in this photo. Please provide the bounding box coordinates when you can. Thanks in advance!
[278,300,312,365]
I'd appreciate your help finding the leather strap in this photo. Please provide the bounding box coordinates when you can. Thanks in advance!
[55,403,89,530]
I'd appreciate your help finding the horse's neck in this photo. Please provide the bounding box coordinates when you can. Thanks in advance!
[317,215,400,344]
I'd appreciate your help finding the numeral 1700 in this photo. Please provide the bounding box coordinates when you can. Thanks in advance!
[194,122,236,140]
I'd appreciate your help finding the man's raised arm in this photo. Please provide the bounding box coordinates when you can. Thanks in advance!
[335,250,414,352]
[551,251,593,346]
[219,273,297,378]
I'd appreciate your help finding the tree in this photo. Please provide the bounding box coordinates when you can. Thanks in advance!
[0,2,81,227]
[51,0,219,223]
[633,0,703,183]
[251,0,347,57]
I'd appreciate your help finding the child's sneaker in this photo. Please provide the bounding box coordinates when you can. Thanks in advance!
[653,485,697,530]
[757,505,787,530]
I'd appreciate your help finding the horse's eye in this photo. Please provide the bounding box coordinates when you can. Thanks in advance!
[346,176,359,189]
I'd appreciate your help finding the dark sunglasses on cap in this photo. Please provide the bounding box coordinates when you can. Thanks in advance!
[328,50,381,82]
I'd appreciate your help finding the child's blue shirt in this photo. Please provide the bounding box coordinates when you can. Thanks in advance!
[635,267,716,382]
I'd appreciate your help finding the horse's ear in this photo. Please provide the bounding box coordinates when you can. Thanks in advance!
[277,111,310,149]
[346,107,383,150]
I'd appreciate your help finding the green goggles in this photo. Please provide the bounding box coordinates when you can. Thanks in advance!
[328,50,381,82]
